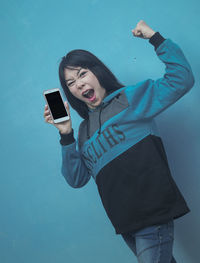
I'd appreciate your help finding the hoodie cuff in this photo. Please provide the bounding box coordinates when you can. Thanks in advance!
[149,32,166,50]
[59,129,75,145]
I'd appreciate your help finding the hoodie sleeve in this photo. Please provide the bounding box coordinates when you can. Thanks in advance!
[60,130,91,188]
[125,35,195,120]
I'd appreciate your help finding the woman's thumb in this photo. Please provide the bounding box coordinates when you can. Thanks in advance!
[65,101,70,116]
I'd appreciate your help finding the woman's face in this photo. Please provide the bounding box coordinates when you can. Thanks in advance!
[64,67,107,109]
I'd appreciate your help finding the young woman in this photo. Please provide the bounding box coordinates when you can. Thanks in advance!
[43,20,195,263]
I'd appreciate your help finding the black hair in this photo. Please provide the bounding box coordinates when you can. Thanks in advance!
[59,49,124,119]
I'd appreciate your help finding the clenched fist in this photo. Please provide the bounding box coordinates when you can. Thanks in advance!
[132,20,155,39]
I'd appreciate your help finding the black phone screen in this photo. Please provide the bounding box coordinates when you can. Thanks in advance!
[45,91,68,119]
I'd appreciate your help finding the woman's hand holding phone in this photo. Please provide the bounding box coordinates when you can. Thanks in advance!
[44,101,72,134]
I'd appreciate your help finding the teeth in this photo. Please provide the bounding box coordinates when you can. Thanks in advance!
[83,90,90,96]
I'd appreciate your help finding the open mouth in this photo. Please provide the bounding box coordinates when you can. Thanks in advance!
[82,89,95,99]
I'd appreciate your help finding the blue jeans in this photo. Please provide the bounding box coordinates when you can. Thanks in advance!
[121,220,176,263]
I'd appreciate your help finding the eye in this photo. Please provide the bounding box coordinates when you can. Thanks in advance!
[67,81,74,87]
[80,71,87,77]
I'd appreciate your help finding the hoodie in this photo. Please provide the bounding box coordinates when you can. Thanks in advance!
[59,32,195,234]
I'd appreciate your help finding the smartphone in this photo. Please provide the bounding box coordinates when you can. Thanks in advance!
[43,88,70,123]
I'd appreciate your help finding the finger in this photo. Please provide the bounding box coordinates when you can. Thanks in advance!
[138,20,146,26]
[45,104,49,110]
[44,114,51,121]
[132,29,140,37]
[65,101,71,117]
[135,29,141,36]
[44,115,50,122]
[45,116,53,124]
[44,110,50,117]
[44,105,50,114]
[44,112,51,119]
[48,119,54,124]
[135,30,143,38]
[65,101,69,109]
[44,108,50,114]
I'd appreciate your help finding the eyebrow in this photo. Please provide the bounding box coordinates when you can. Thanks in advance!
[65,68,81,83]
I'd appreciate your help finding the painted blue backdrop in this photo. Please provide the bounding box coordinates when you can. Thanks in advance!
[1,0,199,262]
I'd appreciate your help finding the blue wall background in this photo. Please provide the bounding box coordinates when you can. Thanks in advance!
[1,0,199,262]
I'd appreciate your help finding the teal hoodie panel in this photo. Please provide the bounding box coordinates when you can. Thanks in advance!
[61,38,194,188]
[78,38,194,179]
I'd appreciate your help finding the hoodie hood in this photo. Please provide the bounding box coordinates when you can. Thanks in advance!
[88,86,125,112]
[87,87,126,139]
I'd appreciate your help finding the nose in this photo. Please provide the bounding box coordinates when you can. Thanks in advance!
[76,79,85,89]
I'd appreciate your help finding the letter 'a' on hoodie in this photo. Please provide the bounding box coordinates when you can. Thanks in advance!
[60,33,195,234]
